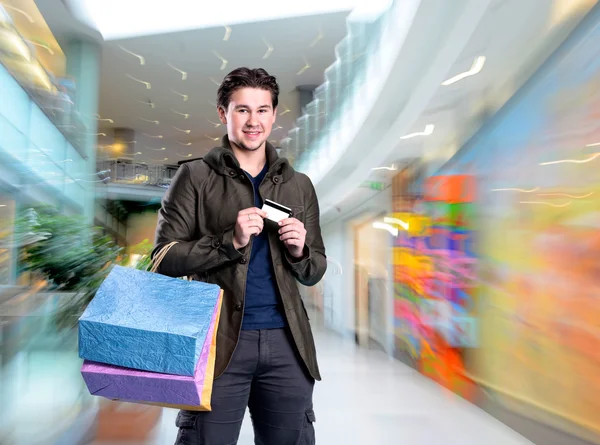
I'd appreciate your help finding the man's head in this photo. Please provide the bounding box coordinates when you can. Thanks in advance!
[217,67,279,153]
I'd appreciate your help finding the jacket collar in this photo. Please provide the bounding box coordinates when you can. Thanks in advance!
[203,135,294,183]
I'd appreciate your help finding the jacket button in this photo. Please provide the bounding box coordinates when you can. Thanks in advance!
[239,174,245,180]
[239,258,247,264]
[229,170,235,176]
[273,177,280,184]
[235,303,242,311]
[213,240,221,248]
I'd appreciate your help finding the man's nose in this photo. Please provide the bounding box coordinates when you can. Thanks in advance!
[247,111,259,126]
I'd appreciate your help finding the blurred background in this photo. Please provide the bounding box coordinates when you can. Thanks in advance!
[1,0,600,444]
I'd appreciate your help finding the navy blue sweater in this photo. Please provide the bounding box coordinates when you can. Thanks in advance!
[241,164,287,330]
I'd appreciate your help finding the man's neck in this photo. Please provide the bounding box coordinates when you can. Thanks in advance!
[231,142,267,177]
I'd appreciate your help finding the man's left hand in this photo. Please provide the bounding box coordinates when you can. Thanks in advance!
[278,218,306,259]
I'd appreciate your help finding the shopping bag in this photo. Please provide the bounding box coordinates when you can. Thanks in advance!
[78,242,222,376]
[81,291,222,410]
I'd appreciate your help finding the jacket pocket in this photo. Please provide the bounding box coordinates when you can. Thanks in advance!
[175,411,197,429]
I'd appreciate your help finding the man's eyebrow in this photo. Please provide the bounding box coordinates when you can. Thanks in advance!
[234,104,272,110]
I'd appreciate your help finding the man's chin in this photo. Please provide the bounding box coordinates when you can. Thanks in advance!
[239,140,265,151]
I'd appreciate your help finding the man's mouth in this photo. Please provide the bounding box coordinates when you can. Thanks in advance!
[243,130,262,139]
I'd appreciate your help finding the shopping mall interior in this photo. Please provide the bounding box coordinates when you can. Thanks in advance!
[1,0,600,443]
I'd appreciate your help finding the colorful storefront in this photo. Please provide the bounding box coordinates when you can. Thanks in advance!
[392,7,600,442]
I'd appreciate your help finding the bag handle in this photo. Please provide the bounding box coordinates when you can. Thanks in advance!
[149,241,179,273]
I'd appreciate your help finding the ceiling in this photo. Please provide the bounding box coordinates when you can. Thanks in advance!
[320,0,598,225]
[34,0,350,165]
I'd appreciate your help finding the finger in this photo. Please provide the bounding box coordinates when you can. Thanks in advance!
[283,238,303,248]
[239,207,268,219]
[239,207,262,215]
[279,231,304,242]
[278,225,305,235]
[278,217,300,227]
[240,219,264,231]
[238,214,266,226]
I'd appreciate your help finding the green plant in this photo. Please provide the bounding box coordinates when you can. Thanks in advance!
[17,207,158,329]
[16,207,127,329]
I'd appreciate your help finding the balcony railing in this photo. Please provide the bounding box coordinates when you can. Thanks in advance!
[96,158,179,188]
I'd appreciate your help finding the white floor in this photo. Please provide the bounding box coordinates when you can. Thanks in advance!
[147,326,533,445]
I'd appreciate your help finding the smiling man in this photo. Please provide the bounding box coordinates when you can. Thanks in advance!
[153,67,327,445]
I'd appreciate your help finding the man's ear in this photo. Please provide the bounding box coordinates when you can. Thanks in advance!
[217,106,227,124]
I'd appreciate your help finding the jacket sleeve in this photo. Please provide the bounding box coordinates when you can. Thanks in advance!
[284,175,327,286]
[152,163,242,277]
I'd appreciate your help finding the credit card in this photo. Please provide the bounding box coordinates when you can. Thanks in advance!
[262,199,292,223]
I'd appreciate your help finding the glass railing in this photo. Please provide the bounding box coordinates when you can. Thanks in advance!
[96,159,179,187]
[280,1,396,173]
[0,4,86,157]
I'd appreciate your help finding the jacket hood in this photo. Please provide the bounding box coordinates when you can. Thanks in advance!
[203,135,294,182]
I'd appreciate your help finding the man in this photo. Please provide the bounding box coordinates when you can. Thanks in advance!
[153,67,327,445]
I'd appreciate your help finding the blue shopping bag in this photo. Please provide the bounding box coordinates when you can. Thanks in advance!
[78,262,222,377]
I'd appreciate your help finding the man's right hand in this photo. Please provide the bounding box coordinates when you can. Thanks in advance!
[233,207,268,250]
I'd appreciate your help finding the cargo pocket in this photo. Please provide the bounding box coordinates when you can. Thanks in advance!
[174,411,198,445]
[300,409,316,445]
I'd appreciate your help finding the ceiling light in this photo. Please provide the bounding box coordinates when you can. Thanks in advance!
[297,57,311,75]
[172,90,189,101]
[441,56,486,86]
[167,62,187,80]
[212,51,228,70]
[126,74,151,89]
[372,164,397,171]
[400,124,434,140]
[172,109,190,119]
[66,0,359,40]
[143,133,163,138]
[383,217,409,230]
[118,45,145,65]
[372,222,398,236]
[262,38,274,59]
[223,25,232,41]
[586,142,600,147]
[140,118,160,124]
[95,114,114,124]
[539,153,600,166]
[27,40,55,55]
[309,29,323,48]
[3,4,34,23]
[174,126,191,134]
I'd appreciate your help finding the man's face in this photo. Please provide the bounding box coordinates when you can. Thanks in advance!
[218,87,277,152]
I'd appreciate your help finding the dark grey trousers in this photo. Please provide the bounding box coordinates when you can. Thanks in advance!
[174,328,316,445]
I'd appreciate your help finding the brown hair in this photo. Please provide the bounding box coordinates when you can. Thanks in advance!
[217,67,279,111]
